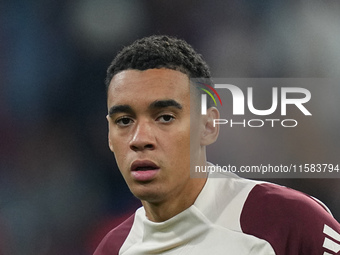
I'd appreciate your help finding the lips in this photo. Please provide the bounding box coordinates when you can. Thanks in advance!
[130,160,160,181]
[131,160,159,171]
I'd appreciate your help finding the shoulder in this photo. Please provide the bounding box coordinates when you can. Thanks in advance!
[240,182,340,255]
[93,213,135,255]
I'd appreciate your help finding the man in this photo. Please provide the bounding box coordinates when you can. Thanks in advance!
[94,35,340,254]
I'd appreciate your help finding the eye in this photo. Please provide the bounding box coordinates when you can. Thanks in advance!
[157,114,175,123]
[115,117,133,127]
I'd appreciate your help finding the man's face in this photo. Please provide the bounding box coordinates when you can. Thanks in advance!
[106,68,204,204]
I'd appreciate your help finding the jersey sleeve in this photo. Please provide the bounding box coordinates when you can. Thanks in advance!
[240,183,340,255]
[93,213,135,255]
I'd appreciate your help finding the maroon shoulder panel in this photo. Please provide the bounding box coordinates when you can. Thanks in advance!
[93,213,135,255]
[240,183,340,255]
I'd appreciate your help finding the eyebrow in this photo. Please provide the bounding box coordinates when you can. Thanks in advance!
[108,105,133,116]
[149,99,183,110]
[108,99,183,117]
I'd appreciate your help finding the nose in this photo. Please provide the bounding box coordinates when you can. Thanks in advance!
[129,121,155,151]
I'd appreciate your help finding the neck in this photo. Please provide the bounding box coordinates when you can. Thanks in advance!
[142,177,207,222]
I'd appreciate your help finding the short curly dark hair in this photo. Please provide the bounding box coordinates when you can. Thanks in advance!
[106,35,214,107]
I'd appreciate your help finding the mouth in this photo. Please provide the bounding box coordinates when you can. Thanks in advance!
[130,160,160,181]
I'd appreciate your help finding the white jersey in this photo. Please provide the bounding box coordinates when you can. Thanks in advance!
[94,172,340,255]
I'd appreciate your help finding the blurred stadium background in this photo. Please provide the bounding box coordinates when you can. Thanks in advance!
[1,0,339,254]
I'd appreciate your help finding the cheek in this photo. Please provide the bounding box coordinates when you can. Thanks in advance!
[109,126,128,150]
[170,125,191,159]
[110,135,129,167]
[189,118,202,146]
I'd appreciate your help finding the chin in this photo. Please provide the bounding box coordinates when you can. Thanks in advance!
[131,186,165,204]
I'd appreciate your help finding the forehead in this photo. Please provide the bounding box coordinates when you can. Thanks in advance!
[107,69,191,107]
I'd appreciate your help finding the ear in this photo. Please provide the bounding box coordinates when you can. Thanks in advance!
[200,107,219,146]
[106,115,114,152]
